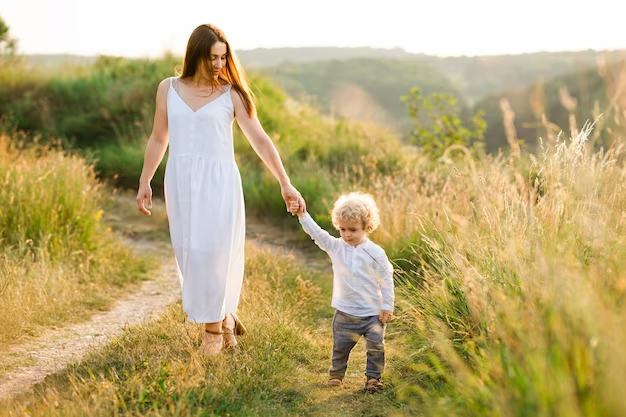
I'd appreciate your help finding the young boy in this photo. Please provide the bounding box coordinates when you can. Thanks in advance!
[290,192,394,393]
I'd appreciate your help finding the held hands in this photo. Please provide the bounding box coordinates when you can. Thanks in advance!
[379,310,393,325]
[288,199,306,218]
[281,183,306,217]
[136,183,153,216]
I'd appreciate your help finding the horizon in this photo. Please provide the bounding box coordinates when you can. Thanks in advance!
[20,45,626,61]
[3,0,626,58]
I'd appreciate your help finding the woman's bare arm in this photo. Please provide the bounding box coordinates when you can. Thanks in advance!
[232,89,305,213]
[136,78,170,216]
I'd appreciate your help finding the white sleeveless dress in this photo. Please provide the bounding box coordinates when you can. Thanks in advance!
[164,77,245,323]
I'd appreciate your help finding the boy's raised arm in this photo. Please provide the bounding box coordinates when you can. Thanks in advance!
[298,213,340,254]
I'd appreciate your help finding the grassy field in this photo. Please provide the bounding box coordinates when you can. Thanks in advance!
[1,56,626,416]
[2,124,625,416]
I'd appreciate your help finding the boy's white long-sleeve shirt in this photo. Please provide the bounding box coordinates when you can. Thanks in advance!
[298,213,394,317]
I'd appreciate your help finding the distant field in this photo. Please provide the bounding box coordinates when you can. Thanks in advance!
[24,53,97,68]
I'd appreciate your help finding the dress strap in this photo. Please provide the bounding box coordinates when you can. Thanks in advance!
[171,76,180,94]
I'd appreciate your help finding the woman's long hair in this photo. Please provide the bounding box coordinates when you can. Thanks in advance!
[179,24,256,117]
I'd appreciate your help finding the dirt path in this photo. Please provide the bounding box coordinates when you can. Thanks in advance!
[0,208,328,401]
[0,235,180,400]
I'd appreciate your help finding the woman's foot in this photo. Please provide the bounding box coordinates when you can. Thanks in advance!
[222,314,238,349]
[200,330,223,356]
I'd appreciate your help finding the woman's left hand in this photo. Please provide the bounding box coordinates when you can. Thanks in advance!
[281,183,306,216]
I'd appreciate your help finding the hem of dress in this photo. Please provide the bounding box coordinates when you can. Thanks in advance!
[185,312,238,324]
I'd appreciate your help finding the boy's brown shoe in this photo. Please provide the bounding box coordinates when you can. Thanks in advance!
[328,378,343,387]
[365,377,384,393]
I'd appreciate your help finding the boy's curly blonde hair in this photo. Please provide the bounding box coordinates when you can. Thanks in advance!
[331,191,381,233]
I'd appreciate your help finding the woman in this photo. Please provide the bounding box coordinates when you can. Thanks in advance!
[136,24,305,356]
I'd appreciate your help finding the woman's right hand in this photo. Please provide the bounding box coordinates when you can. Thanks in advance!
[136,183,153,216]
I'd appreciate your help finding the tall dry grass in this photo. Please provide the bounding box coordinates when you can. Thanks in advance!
[351,123,625,415]
[0,131,153,354]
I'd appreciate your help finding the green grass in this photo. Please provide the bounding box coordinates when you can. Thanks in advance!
[0,244,413,416]
[0,57,409,230]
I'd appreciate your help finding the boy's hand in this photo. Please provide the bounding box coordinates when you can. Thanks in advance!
[379,310,393,325]
[289,200,305,218]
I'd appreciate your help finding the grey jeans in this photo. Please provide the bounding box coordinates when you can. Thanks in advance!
[329,310,386,380]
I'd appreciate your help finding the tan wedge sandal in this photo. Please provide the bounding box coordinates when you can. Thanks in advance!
[231,313,247,335]
[223,313,247,349]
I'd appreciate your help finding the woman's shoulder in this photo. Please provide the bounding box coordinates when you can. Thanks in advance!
[157,77,175,90]
[154,77,175,101]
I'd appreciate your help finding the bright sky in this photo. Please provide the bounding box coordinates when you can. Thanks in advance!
[2,0,625,57]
